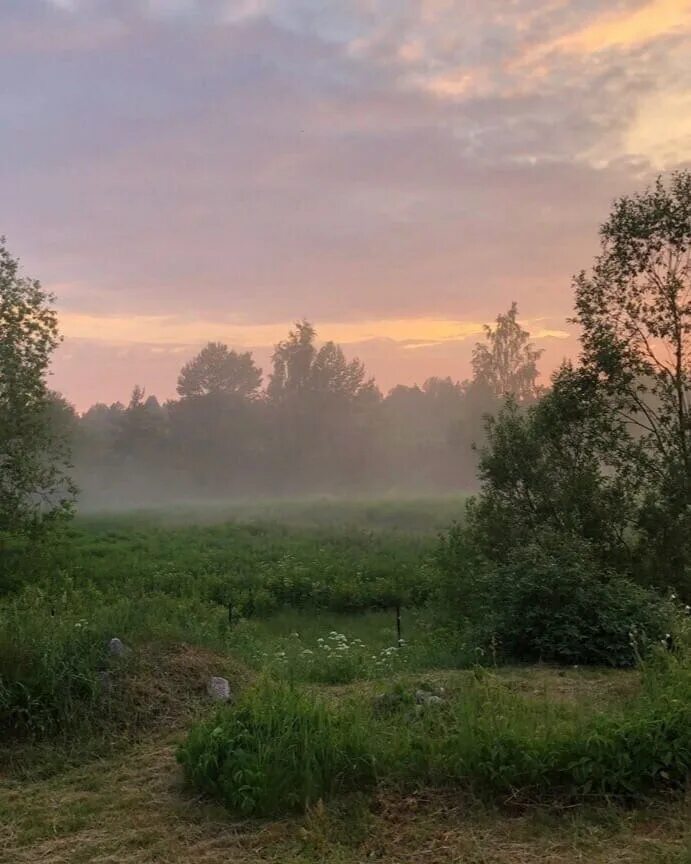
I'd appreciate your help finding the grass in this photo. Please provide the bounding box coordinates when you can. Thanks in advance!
[0,499,449,740]
[1,496,690,861]
[1,679,690,863]
[177,656,691,817]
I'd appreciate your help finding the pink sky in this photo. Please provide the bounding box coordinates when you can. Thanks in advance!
[3,1,691,410]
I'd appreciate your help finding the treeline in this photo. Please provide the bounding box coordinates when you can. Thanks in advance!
[54,308,543,504]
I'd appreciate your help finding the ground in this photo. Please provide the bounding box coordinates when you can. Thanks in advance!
[2,657,689,864]
[2,735,689,863]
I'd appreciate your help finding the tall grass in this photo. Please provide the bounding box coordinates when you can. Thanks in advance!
[177,680,376,816]
[179,654,691,816]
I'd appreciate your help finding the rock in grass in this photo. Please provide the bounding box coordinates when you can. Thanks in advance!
[415,689,443,706]
[107,637,129,657]
[207,676,231,702]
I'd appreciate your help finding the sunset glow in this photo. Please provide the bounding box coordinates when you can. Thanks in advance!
[3,1,690,409]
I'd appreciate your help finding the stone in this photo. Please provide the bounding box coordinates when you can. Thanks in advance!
[415,689,444,706]
[207,676,231,702]
[107,637,129,657]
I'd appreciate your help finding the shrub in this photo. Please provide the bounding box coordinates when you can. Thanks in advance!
[436,527,675,666]
[177,681,376,816]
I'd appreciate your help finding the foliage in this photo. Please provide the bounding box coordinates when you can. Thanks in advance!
[177,681,376,816]
[66,309,545,502]
[573,170,691,587]
[0,597,108,738]
[471,301,543,403]
[0,238,75,543]
[0,504,443,738]
[177,342,262,399]
[260,628,409,685]
[467,364,639,573]
[437,526,676,666]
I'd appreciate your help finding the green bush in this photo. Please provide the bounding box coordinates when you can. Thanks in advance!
[177,681,376,816]
[437,527,675,666]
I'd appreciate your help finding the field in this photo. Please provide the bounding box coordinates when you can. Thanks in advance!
[1,497,690,863]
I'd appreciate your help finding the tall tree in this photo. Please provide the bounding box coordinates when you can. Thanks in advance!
[574,170,691,585]
[267,320,317,400]
[471,302,543,402]
[0,238,75,538]
[267,321,380,490]
[177,342,262,399]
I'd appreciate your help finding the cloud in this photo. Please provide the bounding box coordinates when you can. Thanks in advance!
[523,0,691,59]
[58,311,491,347]
[1,1,689,408]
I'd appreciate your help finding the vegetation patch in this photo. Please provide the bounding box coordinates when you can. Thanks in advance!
[178,654,691,817]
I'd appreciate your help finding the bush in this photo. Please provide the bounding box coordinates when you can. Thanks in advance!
[177,681,376,816]
[437,527,675,666]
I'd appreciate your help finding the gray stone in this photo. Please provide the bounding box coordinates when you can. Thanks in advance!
[207,676,231,702]
[415,689,444,706]
[107,637,129,657]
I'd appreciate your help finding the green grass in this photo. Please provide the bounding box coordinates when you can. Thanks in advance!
[1,496,690,864]
[1,498,458,740]
[178,655,691,817]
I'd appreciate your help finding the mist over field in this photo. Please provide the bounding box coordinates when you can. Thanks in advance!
[56,317,529,510]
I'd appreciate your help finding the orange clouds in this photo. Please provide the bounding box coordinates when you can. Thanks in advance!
[518,0,691,65]
[58,311,570,351]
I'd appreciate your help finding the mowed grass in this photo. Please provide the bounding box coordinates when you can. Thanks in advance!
[1,669,689,863]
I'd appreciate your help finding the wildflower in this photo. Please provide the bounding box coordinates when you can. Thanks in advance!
[301,649,313,656]
[290,632,300,638]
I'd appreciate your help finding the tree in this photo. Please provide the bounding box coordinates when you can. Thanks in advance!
[114,386,168,462]
[467,363,639,572]
[268,320,376,402]
[267,321,381,490]
[0,238,75,539]
[574,170,691,586]
[471,302,543,402]
[267,320,317,400]
[177,342,262,399]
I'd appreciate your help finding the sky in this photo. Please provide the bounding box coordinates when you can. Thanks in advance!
[2,0,691,410]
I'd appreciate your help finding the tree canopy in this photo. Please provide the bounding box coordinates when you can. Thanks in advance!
[177,342,262,399]
[0,238,75,538]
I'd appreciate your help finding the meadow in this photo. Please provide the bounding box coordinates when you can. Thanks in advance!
[1,497,690,863]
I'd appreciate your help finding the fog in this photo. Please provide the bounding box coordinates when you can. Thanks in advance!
[52,322,520,512]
